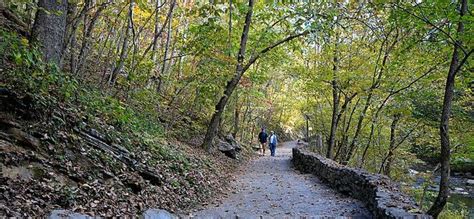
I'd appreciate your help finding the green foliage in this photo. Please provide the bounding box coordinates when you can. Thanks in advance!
[0,30,210,191]
[0,30,78,107]
[408,187,470,219]
[451,139,474,173]
[0,29,166,153]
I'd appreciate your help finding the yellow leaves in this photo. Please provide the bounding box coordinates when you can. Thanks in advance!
[20,38,29,46]
[132,3,152,24]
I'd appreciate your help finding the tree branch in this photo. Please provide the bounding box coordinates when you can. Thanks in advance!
[0,6,29,36]
[395,3,468,56]
[242,30,311,73]
[130,0,176,74]
[454,49,474,74]
[136,0,167,37]
[374,63,441,118]
[393,120,422,150]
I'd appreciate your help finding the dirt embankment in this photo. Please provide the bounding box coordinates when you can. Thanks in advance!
[0,89,248,217]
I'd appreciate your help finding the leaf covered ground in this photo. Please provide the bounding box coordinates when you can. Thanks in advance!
[0,91,249,217]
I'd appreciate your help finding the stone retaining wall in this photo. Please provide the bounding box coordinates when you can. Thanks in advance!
[292,146,431,219]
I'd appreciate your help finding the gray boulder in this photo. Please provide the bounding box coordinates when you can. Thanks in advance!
[225,134,242,152]
[218,139,236,159]
[217,134,242,159]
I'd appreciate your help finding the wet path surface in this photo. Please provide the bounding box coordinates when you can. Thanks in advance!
[189,141,372,218]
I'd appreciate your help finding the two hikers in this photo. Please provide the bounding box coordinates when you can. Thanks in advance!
[258,128,278,156]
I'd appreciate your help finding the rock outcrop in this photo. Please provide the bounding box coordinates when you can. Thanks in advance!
[217,134,242,159]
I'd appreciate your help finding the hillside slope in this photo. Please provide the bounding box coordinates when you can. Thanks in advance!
[0,30,247,217]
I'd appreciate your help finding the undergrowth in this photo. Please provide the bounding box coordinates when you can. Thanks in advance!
[0,29,193,165]
[0,30,229,216]
[408,187,470,219]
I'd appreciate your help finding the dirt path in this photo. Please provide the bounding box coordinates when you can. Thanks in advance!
[188,141,372,218]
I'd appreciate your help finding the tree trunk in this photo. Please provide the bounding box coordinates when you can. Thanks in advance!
[63,0,91,54]
[157,1,175,92]
[141,0,176,88]
[360,63,439,168]
[201,0,254,151]
[63,1,78,67]
[240,95,250,139]
[76,3,108,76]
[151,0,163,65]
[68,0,89,73]
[428,0,467,217]
[381,114,400,177]
[232,95,240,138]
[241,96,253,142]
[110,1,134,85]
[31,0,68,66]
[250,120,256,145]
[344,92,372,163]
[148,0,165,89]
[69,29,78,74]
[338,98,359,164]
[327,80,339,159]
[333,93,356,161]
[327,35,339,159]
[343,30,394,163]
[359,116,376,168]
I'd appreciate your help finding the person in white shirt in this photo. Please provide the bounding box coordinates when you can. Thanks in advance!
[269,131,278,157]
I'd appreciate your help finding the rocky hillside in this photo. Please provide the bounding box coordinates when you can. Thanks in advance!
[0,86,250,217]
[0,28,252,217]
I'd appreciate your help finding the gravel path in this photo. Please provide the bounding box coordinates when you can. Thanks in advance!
[189,141,372,218]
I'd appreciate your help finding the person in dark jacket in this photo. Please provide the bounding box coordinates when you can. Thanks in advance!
[258,128,268,156]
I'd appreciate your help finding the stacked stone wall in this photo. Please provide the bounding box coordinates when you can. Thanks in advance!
[292,147,431,219]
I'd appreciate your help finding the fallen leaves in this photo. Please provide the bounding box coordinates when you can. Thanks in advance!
[0,123,243,217]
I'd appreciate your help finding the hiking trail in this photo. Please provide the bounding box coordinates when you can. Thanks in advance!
[188,141,372,218]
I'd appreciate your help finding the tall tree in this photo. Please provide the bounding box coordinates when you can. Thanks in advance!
[201,1,312,150]
[326,36,339,159]
[157,0,175,92]
[75,2,109,76]
[109,1,134,85]
[342,28,393,164]
[326,12,343,159]
[428,0,469,217]
[202,0,255,150]
[31,0,68,66]
[382,113,400,177]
